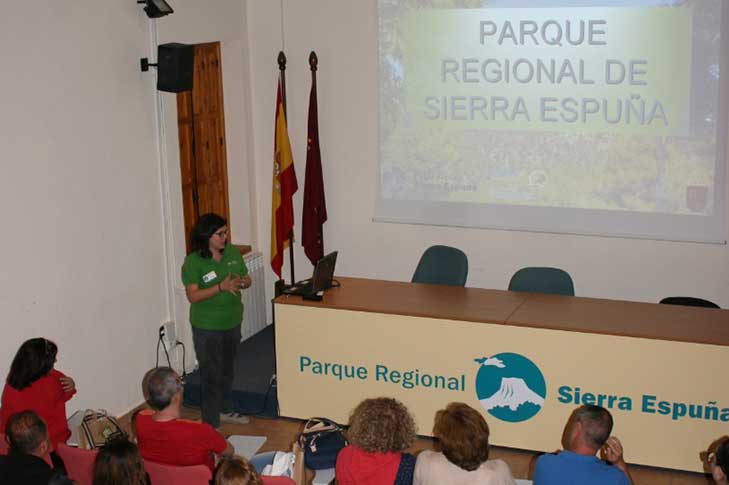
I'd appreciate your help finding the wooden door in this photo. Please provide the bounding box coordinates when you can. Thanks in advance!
[177,42,231,252]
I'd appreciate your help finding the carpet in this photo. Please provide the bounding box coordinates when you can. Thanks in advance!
[183,324,278,417]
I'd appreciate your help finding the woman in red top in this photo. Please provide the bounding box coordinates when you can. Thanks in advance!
[0,338,77,450]
[336,397,417,485]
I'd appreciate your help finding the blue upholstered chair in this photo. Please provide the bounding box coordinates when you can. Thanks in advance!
[508,267,574,296]
[411,245,468,287]
[659,296,720,309]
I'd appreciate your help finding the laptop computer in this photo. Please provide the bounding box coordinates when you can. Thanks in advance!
[283,251,338,297]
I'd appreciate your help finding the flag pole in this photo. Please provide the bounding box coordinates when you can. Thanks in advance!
[278,51,296,286]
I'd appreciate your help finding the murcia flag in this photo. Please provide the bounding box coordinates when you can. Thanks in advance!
[302,66,327,265]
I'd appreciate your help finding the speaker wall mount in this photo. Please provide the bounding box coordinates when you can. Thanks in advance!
[141,43,194,93]
[137,0,173,19]
[140,58,156,72]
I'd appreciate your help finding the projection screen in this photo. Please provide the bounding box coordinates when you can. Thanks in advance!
[376,0,727,243]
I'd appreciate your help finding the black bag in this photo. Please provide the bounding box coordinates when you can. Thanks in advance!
[298,417,348,470]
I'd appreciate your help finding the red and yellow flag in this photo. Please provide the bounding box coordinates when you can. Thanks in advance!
[271,78,298,278]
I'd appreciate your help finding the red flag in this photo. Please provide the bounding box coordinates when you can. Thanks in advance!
[302,67,328,265]
[271,77,298,278]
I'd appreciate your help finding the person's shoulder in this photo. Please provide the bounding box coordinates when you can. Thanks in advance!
[416,449,438,460]
[48,369,66,379]
[414,450,445,477]
[597,462,630,482]
[183,251,203,265]
[134,410,154,427]
[224,244,245,261]
[535,451,562,466]
[484,458,513,473]
[175,417,221,436]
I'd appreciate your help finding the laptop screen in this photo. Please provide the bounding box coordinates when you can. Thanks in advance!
[310,251,338,293]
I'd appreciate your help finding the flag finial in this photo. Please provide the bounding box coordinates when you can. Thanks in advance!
[309,51,318,72]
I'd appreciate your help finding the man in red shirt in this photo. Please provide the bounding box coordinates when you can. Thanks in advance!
[135,367,233,473]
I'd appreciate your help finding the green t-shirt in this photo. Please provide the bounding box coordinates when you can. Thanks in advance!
[181,244,249,331]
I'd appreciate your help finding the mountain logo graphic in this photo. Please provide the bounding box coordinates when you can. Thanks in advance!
[474,352,546,423]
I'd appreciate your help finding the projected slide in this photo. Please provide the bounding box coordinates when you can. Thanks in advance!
[377,0,726,242]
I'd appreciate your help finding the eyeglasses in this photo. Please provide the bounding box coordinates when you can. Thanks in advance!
[213,229,228,238]
[701,450,717,465]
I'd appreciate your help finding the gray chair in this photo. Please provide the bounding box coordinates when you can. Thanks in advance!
[411,245,468,287]
[508,267,574,296]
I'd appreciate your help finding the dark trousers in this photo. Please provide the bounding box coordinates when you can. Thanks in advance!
[192,325,240,428]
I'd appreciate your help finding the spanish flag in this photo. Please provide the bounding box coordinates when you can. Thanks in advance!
[271,78,298,278]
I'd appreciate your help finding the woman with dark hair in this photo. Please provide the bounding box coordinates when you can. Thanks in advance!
[92,437,148,485]
[0,338,77,449]
[336,397,417,485]
[182,213,251,428]
[414,402,514,485]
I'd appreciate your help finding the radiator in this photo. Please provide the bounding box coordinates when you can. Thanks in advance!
[242,251,268,341]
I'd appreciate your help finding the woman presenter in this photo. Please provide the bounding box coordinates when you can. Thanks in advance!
[182,213,251,428]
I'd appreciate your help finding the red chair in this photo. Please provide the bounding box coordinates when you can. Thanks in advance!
[262,477,296,484]
[0,434,8,455]
[144,460,212,485]
[56,443,98,485]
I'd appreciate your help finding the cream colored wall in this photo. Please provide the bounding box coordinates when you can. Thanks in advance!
[0,2,168,415]
[246,0,729,323]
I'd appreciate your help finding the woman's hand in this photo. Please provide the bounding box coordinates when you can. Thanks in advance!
[60,376,76,394]
[219,273,242,294]
[240,275,252,290]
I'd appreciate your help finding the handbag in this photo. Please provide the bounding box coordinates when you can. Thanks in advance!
[297,417,348,470]
[77,409,127,449]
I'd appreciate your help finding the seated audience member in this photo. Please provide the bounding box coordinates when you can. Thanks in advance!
[135,367,233,473]
[93,436,149,485]
[534,404,632,485]
[0,410,72,485]
[336,397,417,485]
[0,338,77,450]
[414,402,515,485]
[708,436,729,484]
[215,455,263,485]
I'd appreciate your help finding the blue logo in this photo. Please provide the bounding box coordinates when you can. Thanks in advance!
[474,353,546,423]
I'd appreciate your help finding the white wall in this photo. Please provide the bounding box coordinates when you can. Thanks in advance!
[0,2,168,415]
[154,0,255,367]
[246,0,729,319]
[0,0,256,417]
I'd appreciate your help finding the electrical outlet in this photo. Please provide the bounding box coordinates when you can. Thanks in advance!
[160,321,176,347]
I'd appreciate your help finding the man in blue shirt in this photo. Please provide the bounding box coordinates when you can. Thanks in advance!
[534,405,632,485]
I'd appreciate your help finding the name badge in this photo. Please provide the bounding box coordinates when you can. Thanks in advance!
[202,271,217,283]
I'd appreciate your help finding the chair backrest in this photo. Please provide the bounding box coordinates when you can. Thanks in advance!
[144,459,212,485]
[56,443,98,485]
[0,434,8,455]
[509,267,574,296]
[263,477,297,485]
[411,245,468,287]
[660,296,720,309]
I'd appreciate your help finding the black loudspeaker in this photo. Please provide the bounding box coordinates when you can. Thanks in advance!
[157,43,194,93]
